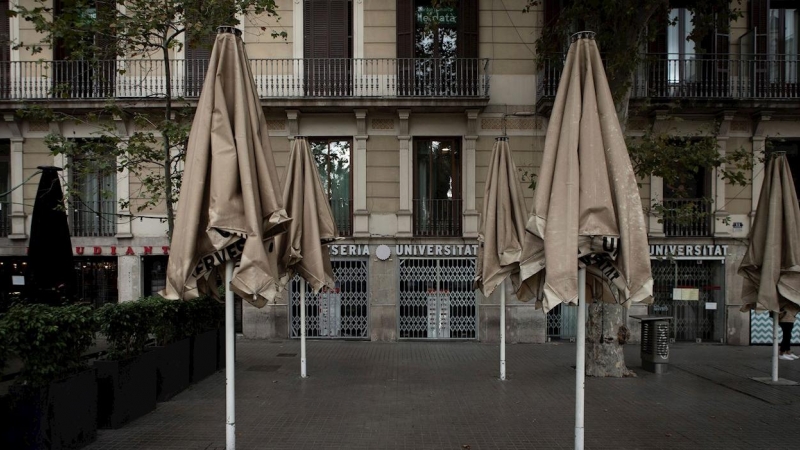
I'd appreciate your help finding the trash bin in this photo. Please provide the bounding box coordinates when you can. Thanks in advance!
[632,316,672,374]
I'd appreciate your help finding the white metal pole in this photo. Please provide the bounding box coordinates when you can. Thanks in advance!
[500,279,506,381]
[772,312,779,383]
[575,267,586,450]
[224,260,236,450]
[300,281,308,378]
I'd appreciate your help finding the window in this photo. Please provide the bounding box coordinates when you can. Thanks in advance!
[303,0,353,96]
[52,0,116,98]
[74,257,117,306]
[413,138,461,237]
[768,7,799,82]
[70,139,117,237]
[661,138,712,237]
[310,138,352,236]
[768,140,800,198]
[0,140,8,237]
[649,5,729,97]
[397,0,478,95]
[667,8,697,83]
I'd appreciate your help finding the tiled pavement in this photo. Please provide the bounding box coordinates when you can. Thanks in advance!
[85,339,800,450]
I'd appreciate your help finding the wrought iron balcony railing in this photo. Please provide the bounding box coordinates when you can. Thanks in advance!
[0,58,490,100]
[413,198,462,237]
[537,54,800,100]
[661,198,713,238]
[329,198,352,237]
[72,199,117,237]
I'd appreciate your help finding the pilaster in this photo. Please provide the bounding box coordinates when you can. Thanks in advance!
[713,111,735,237]
[751,112,771,226]
[397,109,412,237]
[353,109,369,237]
[463,109,479,238]
[4,115,26,239]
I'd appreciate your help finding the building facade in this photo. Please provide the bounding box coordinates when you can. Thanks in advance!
[1,0,799,346]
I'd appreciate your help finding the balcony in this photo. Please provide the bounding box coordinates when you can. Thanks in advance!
[72,199,117,237]
[537,54,800,112]
[0,58,490,108]
[661,198,713,238]
[413,198,462,237]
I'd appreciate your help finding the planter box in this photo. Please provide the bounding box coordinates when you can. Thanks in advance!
[150,338,191,402]
[190,330,218,383]
[217,328,226,370]
[2,368,97,449]
[95,351,157,429]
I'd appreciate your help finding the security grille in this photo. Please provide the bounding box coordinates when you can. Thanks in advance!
[398,257,476,339]
[651,260,723,342]
[546,303,578,340]
[290,259,369,339]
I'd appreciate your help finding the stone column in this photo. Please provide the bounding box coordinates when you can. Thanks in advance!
[463,109,479,238]
[4,115,26,239]
[397,109,413,237]
[353,109,369,237]
[117,255,142,302]
[750,112,771,226]
[115,116,133,238]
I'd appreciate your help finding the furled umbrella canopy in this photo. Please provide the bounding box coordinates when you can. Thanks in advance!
[739,152,800,322]
[475,137,542,300]
[26,166,75,303]
[522,36,653,311]
[275,137,339,293]
[161,31,291,307]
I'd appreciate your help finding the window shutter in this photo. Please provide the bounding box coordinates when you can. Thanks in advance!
[750,0,769,54]
[457,0,478,59]
[329,0,350,58]
[396,0,413,59]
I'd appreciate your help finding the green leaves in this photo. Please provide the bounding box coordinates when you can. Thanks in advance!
[95,299,156,360]
[0,304,97,386]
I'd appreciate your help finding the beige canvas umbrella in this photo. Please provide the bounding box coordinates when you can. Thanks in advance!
[275,136,339,377]
[161,27,290,449]
[523,33,653,450]
[739,152,800,385]
[475,137,543,380]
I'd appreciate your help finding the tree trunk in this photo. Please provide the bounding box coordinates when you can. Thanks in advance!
[585,303,635,377]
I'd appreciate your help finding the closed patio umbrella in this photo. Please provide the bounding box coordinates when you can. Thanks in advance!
[475,137,542,380]
[523,33,653,449]
[161,27,290,449]
[27,166,75,304]
[275,136,339,378]
[739,152,800,385]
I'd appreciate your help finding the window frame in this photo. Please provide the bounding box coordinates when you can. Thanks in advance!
[412,137,462,237]
[69,139,117,237]
[308,137,353,237]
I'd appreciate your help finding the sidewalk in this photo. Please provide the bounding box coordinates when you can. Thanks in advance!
[86,339,800,450]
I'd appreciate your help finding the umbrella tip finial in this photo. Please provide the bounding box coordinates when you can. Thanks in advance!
[571,31,596,41]
[217,26,242,37]
[496,136,509,142]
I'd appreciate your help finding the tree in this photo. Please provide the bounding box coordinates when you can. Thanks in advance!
[13,0,284,237]
[524,0,751,376]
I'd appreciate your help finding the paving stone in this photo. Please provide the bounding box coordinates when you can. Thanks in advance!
[84,340,800,449]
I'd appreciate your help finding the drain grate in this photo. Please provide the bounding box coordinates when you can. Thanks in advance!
[246,365,281,372]
[276,353,297,357]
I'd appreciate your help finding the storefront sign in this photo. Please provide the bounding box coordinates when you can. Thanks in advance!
[649,244,727,258]
[72,246,171,256]
[329,244,370,256]
[395,244,478,257]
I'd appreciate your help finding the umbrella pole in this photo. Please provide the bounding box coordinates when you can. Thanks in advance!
[575,267,586,450]
[500,279,506,381]
[772,312,779,383]
[224,260,236,450]
[301,281,307,378]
